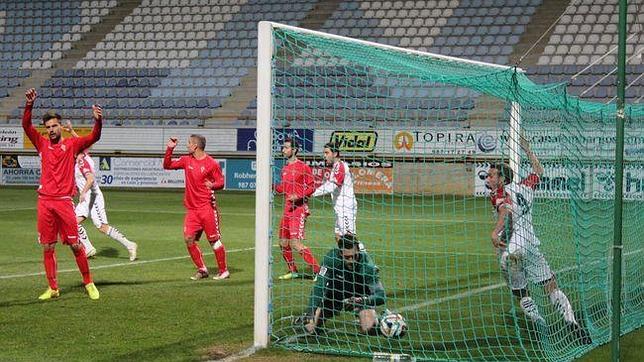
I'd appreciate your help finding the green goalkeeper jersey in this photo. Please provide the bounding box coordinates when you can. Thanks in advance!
[307,248,386,315]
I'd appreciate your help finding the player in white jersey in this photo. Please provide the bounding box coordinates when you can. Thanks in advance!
[65,122,137,261]
[486,136,590,344]
[312,142,358,244]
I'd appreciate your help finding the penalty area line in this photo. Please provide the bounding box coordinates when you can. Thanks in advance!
[0,247,255,280]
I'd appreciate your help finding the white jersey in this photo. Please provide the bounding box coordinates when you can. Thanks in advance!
[506,174,541,247]
[75,154,101,196]
[75,153,108,228]
[312,160,357,213]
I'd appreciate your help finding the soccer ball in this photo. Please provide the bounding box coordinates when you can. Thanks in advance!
[379,312,407,338]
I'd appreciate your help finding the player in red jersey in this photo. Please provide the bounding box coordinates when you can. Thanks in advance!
[22,88,102,300]
[274,138,320,280]
[163,135,229,280]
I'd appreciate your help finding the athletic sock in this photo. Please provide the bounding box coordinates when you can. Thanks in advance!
[43,249,58,290]
[211,240,227,273]
[78,224,94,251]
[72,246,93,285]
[107,226,136,250]
[187,242,207,271]
[281,245,297,273]
[299,248,320,274]
[550,289,577,325]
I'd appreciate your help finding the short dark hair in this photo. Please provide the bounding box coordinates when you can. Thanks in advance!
[284,137,299,154]
[338,233,359,250]
[324,142,340,157]
[190,134,206,150]
[490,163,513,185]
[42,110,61,124]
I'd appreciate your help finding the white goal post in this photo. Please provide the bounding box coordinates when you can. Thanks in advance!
[252,20,522,349]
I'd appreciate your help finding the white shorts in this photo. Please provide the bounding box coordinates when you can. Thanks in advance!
[75,191,108,229]
[502,236,554,288]
[334,208,356,236]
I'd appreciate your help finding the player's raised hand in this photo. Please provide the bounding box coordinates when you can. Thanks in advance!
[62,120,73,133]
[167,137,178,149]
[25,88,37,104]
[92,104,103,120]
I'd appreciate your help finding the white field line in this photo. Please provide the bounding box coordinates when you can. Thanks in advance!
[0,207,492,224]
[213,346,258,362]
[0,247,255,280]
[397,247,644,313]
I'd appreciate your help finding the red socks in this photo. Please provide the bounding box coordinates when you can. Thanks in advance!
[187,242,206,271]
[281,245,298,272]
[43,249,58,290]
[72,246,92,285]
[299,248,320,274]
[212,241,227,273]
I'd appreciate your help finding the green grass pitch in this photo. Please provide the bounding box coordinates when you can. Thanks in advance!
[0,187,640,361]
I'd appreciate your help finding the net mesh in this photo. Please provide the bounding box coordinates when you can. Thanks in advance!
[267,26,643,361]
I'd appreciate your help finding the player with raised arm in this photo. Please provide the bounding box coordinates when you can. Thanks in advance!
[62,121,138,261]
[312,142,358,245]
[486,136,591,344]
[163,135,229,280]
[22,88,102,300]
[274,138,320,280]
[299,234,385,335]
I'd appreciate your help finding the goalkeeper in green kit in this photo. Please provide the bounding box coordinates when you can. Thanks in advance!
[299,234,385,334]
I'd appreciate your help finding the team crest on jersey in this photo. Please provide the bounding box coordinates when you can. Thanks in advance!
[60,144,67,152]
[200,166,205,173]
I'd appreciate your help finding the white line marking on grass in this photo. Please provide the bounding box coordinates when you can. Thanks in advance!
[398,247,644,312]
[0,207,491,224]
[214,346,258,362]
[0,247,255,280]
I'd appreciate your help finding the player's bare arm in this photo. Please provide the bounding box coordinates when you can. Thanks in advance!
[491,205,509,248]
[63,121,80,138]
[520,135,544,176]
[79,172,95,203]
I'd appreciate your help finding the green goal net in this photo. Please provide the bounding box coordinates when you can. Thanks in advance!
[258,23,643,361]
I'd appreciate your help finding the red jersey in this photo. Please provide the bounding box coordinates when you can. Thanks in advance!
[22,103,102,199]
[163,147,224,210]
[274,159,315,209]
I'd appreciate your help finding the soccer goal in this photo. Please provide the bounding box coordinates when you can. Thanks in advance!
[254,21,643,361]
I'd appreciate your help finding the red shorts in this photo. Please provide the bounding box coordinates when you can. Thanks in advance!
[37,197,79,245]
[184,205,221,242]
[279,205,310,240]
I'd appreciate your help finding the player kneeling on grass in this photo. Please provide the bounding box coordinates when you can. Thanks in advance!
[63,121,137,261]
[486,136,591,344]
[163,135,229,281]
[298,234,385,335]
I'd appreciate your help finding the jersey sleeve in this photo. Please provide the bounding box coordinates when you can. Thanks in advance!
[491,188,511,212]
[79,155,94,176]
[361,258,386,307]
[307,250,337,315]
[21,102,44,151]
[520,173,540,190]
[73,117,103,153]
[163,147,185,170]
[333,162,345,185]
[208,160,225,190]
[302,163,316,198]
